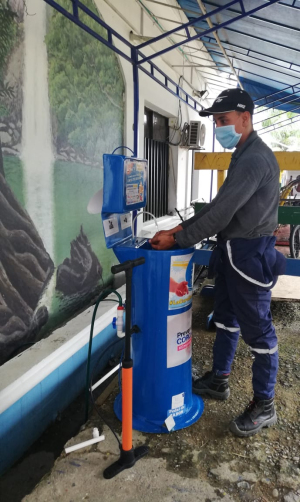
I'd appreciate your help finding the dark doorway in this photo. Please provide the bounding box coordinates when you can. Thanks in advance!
[144,108,169,221]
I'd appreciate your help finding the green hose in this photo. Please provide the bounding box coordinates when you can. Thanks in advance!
[85,289,123,423]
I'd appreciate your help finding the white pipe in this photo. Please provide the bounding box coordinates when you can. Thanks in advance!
[132,211,158,238]
[91,363,121,392]
[65,435,105,454]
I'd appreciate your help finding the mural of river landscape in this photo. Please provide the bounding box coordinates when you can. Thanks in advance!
[0,0,125,364]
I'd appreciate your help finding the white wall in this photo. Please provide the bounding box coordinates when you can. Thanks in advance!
[95,0,220,228]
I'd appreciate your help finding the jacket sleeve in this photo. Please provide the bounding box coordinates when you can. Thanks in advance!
[176,154,267,248]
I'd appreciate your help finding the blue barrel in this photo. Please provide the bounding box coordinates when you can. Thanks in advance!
[113,239,204,433]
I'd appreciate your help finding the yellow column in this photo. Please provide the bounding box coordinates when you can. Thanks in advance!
[217,170,226,191]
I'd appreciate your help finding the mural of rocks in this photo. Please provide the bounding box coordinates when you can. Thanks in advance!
[56,226,103,296]
[0,0,125,364]
[0,120,21,156]
[0,146,54,364]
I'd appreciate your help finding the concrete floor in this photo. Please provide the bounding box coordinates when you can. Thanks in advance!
[22,425,233,502]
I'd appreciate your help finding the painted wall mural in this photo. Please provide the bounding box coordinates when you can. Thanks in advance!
[0,0,125,364]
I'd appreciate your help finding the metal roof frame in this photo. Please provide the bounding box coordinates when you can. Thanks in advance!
[255,94,300,115]
[135,1,280,65]
[174,0,300,115]
[201,28,299,62]
[200,30,299,82]
[254,83,300,107]
[199,47,300,82]
[200,38,300,73]
[44,0,207,155]
[254,105,300,126]
[196,0,300,33]
[258,115,300,134]
[43,0,300,153]
[44,0,282,155]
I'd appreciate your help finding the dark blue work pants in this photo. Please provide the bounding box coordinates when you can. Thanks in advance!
[212,249,278,400]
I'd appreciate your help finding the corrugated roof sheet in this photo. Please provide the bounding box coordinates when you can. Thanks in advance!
[176,0,300,113]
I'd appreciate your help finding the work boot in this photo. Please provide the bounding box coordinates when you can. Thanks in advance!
[229,397,277,437]
[192,371,230,400]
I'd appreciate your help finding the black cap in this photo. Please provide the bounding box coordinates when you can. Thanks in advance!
[199,88,254,117]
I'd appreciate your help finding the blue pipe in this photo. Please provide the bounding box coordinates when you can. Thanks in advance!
[132,48,139,158]
[210,122,215,202]
[132,47,139,235]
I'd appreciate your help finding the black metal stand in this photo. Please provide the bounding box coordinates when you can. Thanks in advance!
[103,258,149,480]
[103,444,149,479]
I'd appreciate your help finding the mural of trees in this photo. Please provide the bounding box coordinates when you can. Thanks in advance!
[0,1,17,114]
[0,0,125,364]
[45,0,124,164]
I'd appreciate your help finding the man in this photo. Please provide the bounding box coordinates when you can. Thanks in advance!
[150,88,286,437]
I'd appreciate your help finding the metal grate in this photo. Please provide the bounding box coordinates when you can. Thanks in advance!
[189,121,200,147]
[144,138,169,221]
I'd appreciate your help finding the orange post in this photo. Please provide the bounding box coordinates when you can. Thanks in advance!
[103,258,148,479]
[122,366,133,451]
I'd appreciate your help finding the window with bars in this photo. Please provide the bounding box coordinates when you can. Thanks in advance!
[144,108,169,222]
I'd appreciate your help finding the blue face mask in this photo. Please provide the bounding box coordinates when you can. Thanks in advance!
[215,125,242,150]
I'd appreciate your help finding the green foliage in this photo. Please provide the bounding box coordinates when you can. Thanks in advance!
[262,108,300,150]
[45,0,124,163]
[0,2,17,70]
[0,1,17,102]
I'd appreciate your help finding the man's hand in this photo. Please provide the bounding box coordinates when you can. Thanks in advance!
[149,224,183,250]
[150,233,175,250]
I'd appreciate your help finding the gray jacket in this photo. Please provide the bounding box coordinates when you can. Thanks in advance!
[176,131,280,248]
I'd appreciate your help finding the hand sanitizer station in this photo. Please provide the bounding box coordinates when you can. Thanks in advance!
[101,151,204,433]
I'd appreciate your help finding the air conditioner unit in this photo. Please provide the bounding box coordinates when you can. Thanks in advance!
[187,121,206,148]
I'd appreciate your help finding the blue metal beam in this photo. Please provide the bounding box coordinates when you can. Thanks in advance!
[255,93,300,115]
[195,45,300,74]
[183,54,300,86]
[201,0,300,36]
[254,83,300,107]
[132,48,139,157]
[278,1,300,9]
[168,0,300,18]
[137,0,241,50]
[230,66,299,89]
[138,63,202,112]
[201,48,300,83]
[202,25,300,62]
[136,0,281,65]
[200,36,300,73]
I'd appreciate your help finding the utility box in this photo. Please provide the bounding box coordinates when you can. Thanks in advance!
[102,154,147,214]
